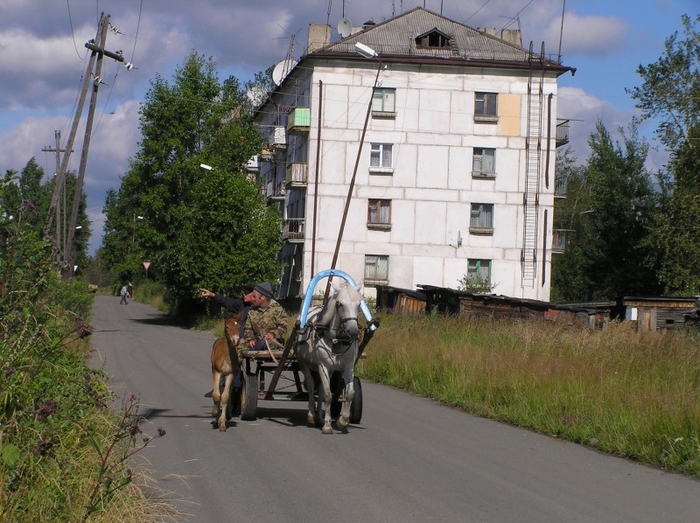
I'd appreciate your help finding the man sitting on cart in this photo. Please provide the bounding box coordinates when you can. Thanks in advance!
[237,282,289,355]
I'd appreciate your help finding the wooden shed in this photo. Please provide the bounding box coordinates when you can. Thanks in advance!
[375,286,426,314]
[618,296,697,331]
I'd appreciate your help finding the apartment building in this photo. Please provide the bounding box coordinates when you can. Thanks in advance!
[254,7,573,301]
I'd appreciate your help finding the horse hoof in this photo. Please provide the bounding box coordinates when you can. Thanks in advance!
[307,412,315,425]
[212,407,219,417]
[218,421,227,432]
[337,416,349,429]
[322,426,334,435]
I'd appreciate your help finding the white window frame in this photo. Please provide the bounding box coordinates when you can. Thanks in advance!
[470,203,494,234]
[364,254,389,285]
[369,143,394,173]
[372,88,396,118]
[472,147,496,178]
[474,92,498,122]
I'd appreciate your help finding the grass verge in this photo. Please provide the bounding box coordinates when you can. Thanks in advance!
[359,313,700,477]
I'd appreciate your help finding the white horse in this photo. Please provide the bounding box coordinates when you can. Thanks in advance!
[295,280,362,434]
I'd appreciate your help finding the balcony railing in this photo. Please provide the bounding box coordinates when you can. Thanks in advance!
[287,107,310,133]
[552,229,570,253]
[282,218,305,241]
[265,181,286,200]
[556,119,570,147]
[554,174,567,197]
[285,163,308,186]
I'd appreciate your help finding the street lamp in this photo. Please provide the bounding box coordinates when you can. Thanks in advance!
[132,214,144,251]
[354,42,378,58]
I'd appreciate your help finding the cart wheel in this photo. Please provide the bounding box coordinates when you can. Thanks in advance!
[349,377,363,424]
[240,372,258,421]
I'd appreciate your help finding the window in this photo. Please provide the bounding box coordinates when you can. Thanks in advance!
[415,29,452,49]
[472,148,495,177]
[474,92,497,121]
[367,199,391,229]
[370,143,393,172]
[466,259,492,291]
[470,203,494,234]
[372,88,396,117]
[364,254,389,284]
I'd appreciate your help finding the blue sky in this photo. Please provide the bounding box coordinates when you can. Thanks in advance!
[0,0,696,253]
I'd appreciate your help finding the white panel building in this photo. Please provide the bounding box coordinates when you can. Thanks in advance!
[254,7,574,301]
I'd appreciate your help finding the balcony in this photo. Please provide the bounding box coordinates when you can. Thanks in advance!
[287,107,311,133]
[552,229,571,254]
[265,181,286,201]
[282,218,305,242]
[286,162,308,187]
[554,174,567,198]
[271,126,286,149]
[556,119,570,147]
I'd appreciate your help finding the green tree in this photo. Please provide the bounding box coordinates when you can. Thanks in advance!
[551,123,661,301]
[550,148,591,302]
[101,51,282,314]
[0,159,90,272]
[629,14,700,294]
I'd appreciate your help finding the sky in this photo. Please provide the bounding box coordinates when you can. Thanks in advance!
[1,0,697,254]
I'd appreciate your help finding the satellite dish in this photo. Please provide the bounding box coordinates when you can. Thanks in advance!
[337,17,353,38]
[272,59,297,86]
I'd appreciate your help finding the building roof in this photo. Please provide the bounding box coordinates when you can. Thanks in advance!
[309,7,572,74]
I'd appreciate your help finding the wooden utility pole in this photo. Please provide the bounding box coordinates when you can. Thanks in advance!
[63,14,110,277]
[44,12,134,278]
[42,131,72,259]
[44,15,108,273]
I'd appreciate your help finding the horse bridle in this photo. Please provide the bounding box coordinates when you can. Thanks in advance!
[309,300,359,351]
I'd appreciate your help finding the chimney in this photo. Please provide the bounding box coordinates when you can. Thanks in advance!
[307,24,331,53]
[477,27,522,47]
[362,20,376,30]
[500,29,522,47]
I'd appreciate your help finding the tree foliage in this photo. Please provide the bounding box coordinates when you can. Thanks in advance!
[552,123,661,301]
[0,159,90,272]
[100,51,282,314]
[628,14,700,295]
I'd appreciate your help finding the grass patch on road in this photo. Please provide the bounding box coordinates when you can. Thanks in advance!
[359,313,700,477]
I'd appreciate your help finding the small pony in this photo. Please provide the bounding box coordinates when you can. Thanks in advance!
[296,280,362,434]
[210,311,242,432]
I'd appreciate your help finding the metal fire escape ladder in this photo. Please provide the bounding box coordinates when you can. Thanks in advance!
[522,42,546,288]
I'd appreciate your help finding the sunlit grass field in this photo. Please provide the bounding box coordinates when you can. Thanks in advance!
[358,313,700,477]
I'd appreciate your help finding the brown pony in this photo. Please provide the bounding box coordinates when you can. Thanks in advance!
[210,311,242,432]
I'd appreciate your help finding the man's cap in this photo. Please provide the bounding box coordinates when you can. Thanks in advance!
[242,282,256,293]
[254,282,273,299]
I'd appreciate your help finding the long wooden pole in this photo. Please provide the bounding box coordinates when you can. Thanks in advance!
[324,59,382,302]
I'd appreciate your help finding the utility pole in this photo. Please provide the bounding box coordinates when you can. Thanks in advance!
[42,131,73,261]
[44,12,134,278]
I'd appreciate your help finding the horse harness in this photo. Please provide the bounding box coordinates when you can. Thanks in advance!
[304,301,359,356]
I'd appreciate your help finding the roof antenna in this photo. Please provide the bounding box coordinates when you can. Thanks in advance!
[557,0,566,63]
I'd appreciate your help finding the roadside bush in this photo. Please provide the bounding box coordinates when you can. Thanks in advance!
[0,199,175,521]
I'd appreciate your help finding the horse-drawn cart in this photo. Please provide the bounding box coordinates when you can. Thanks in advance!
[234,269,378,430]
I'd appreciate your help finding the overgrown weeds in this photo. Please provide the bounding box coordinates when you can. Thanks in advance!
[0,201,177,521]
[360,313,700,476]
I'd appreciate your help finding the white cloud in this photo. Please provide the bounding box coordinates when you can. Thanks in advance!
[556,13,629,57]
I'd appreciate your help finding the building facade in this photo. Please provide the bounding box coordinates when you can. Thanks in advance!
[254,7,573,301]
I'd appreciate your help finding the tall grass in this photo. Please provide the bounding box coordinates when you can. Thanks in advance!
[359,314,700,476]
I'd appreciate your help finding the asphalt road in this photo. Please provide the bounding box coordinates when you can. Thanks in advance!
[89,295,700,522]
